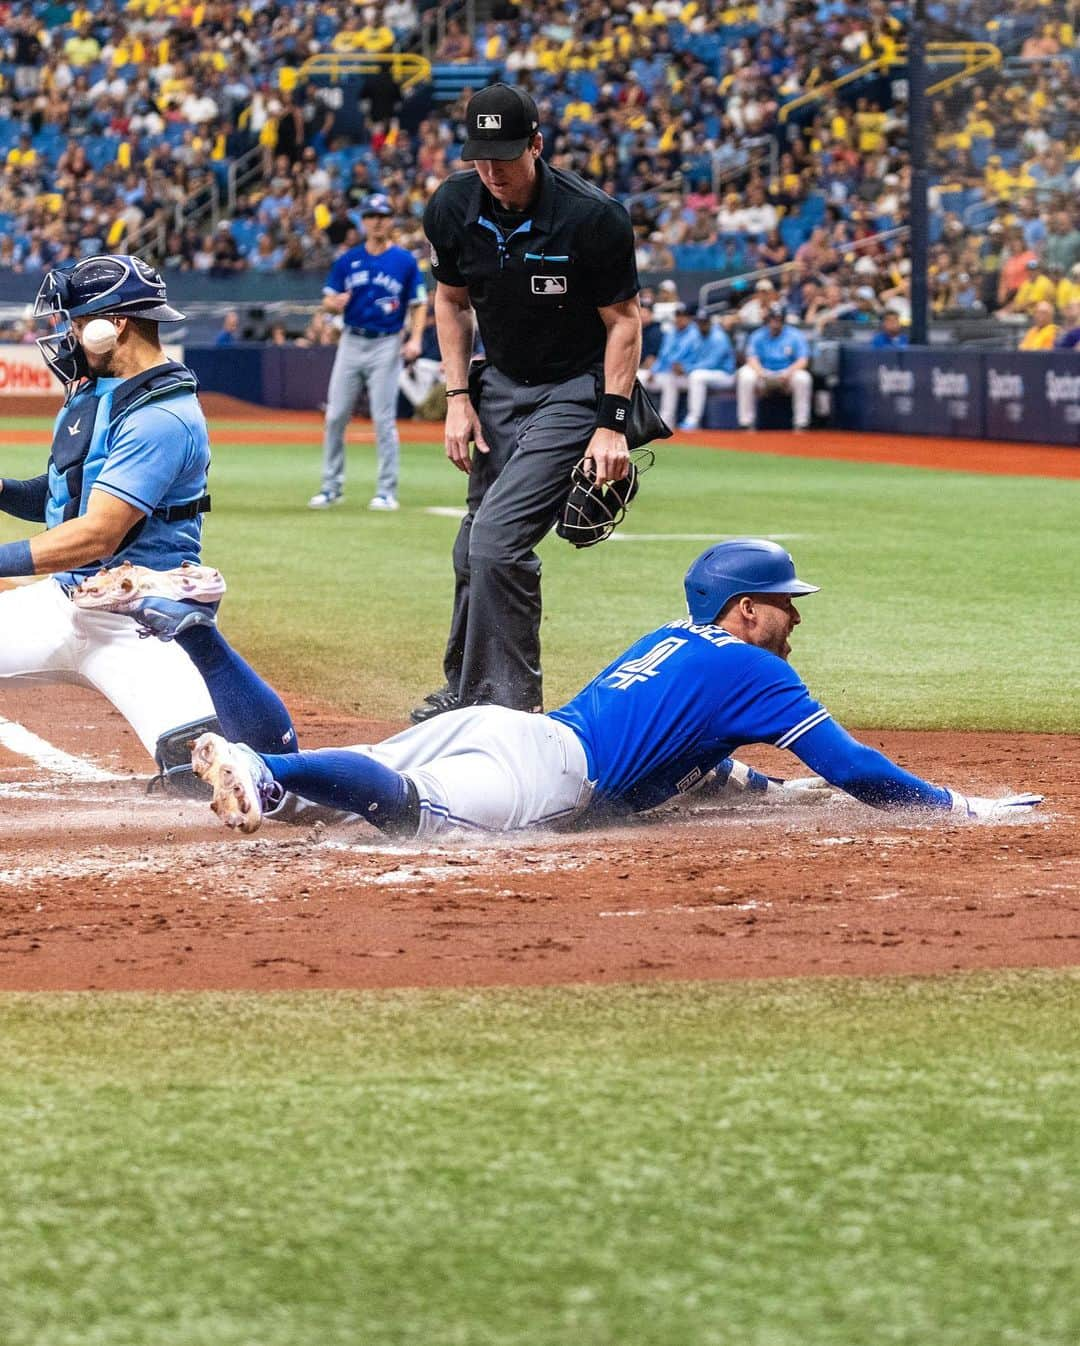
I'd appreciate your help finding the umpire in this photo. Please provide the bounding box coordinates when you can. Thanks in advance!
[416,82,642,721]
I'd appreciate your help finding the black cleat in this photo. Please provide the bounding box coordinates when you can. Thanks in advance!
[409,685,461,724]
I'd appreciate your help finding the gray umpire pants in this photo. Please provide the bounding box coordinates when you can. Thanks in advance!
[320,330,403,499]
[443,363,600,712]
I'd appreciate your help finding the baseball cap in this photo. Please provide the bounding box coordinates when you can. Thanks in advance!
[855,285,876,300]
[766,302,785,320]
[755,278,775,292]
[694,308,712,321]
[361,194,393,217]
[461,83,540,162]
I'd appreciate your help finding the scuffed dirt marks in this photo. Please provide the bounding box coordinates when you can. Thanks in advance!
[0,719,1076,991]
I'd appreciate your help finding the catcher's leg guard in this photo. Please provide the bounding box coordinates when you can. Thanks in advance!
[149,715,223,798]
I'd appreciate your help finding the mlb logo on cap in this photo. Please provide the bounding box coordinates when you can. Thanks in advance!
[462,83,540,162]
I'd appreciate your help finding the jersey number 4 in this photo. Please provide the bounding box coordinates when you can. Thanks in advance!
[606,637,686,690]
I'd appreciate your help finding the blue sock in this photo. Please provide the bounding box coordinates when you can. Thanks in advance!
[176,626,298,754]
[261,750,414,831]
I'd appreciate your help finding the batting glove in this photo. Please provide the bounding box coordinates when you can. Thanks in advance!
[948,791,1044,820]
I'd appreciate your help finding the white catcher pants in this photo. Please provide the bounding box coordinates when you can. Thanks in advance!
[736,365,813,429]
[351,704,594,839]
[0,578,215,760]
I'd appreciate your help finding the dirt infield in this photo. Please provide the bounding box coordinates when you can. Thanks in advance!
[2,407,1077,991]
[0,682,1075,992]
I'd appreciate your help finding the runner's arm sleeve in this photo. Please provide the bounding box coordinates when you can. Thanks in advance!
[0,473,50,522]
[788,716,952,810]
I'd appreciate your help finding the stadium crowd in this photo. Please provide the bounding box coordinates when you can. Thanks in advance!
[0,0,1077,352]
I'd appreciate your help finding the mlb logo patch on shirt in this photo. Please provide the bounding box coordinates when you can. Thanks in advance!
[532,275,567,295]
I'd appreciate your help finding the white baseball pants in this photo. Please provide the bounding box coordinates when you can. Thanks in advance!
[683,369,736,428]
[350,704,593,839]
[654,371,688,429]
[0,579,215,759]
[736,366,813,429]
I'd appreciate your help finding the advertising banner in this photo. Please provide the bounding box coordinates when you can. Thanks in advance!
[839,346,1079,447]
[984,352,1080,445]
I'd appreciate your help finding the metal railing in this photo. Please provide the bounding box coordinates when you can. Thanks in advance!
[696,224,911,312]
[778,41,1002,123]
[226,143,266,215]
[419,0,477,62]
[297,50,431,90]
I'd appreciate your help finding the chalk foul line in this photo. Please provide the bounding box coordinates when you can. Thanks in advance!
[0,716,126,783]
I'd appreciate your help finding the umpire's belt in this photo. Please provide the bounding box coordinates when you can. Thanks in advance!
[346,326,396,339]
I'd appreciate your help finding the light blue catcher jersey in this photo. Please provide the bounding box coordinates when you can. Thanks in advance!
[47,376,211,586]
[325,244,422,334]
[550,619,828,814]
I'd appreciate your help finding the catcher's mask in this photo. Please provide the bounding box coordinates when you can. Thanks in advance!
[32,254,185,385]
[556,447,654,549]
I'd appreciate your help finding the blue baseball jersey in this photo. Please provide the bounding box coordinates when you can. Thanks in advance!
[746,324,810,371]
[549,619,952,815]
[688,327,736,374]
[325,244,423,334]
[654,324,702,374]
[48,377,210,586]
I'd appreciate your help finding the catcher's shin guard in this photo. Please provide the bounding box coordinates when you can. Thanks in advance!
[149,715,223,798]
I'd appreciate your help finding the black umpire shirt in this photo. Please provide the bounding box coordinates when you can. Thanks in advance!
[423,158,639,385]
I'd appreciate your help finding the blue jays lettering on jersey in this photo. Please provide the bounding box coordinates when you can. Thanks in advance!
[47,372,211,585]
[550,619,951,814]
[325,244,422,334]
[745,324,810,371]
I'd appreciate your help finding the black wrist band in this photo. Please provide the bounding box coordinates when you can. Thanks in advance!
[446,388,470,397]
[597,392,631,432]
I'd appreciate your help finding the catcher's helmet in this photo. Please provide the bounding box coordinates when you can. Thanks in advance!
[684,538,819,624]
[33,255,185,384]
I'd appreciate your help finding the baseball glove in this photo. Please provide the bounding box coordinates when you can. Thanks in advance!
[556,447,655,549]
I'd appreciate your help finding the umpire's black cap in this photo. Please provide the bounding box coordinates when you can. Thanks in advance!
[461,83,540,162]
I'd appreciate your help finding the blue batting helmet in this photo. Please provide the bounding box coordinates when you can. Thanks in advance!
[684,538,820,624]
[33,254,185,384]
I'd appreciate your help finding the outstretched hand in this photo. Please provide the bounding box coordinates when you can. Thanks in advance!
[949,791,1044,820]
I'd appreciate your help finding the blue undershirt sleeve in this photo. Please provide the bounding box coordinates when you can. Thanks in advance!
[789,717,952,811]
[0,474,50,523]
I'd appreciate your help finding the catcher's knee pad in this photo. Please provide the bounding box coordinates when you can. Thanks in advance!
[149,715,222,798]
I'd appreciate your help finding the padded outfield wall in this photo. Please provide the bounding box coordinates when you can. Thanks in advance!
[838,348,1080,447]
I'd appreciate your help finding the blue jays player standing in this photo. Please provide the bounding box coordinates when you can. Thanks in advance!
[310,195,426,512]
[73,540,1041,832]
[0,254,221,791]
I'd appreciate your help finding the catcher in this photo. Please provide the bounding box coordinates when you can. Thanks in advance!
[71,540,1041,838]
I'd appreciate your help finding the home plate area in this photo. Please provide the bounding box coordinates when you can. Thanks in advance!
[0,684,1077,993]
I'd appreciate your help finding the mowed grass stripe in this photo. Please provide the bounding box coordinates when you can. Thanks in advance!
[1,431,1076,729]
[1,973,1078,1346]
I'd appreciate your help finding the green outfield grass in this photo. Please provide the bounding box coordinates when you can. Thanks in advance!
[1,974,1078,1346]
[2,423,1076,730]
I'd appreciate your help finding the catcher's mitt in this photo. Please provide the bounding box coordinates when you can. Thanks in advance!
[556,447,655,549]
